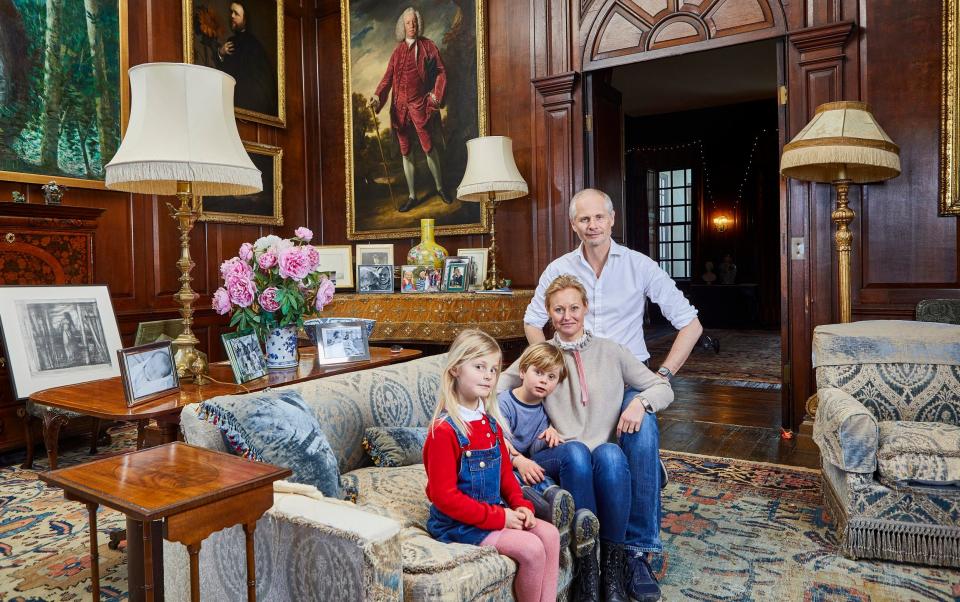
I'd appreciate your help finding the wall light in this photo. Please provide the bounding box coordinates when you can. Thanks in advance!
[713,215,730,232]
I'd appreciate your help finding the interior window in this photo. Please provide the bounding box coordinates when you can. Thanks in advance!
[656,168,692,278]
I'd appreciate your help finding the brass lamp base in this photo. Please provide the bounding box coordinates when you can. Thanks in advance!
[482,194,508,290]
[172,342,208,383]
[167,180,209,382]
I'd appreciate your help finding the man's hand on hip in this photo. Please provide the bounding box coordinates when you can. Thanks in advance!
[617,397,647,437]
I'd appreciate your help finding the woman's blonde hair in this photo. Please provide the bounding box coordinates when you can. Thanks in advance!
[544,274,589,310]
[432,329,509,438]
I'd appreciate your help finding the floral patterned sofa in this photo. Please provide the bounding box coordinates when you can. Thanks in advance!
[812,320,960,567]
[163,353,576,601]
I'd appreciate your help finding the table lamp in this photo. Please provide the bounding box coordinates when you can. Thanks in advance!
[457,136,528,289]
[780,101,900,322]
[105,63,262,379]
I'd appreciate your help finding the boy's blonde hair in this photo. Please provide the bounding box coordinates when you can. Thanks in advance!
[544,274,589,310]
[432,329,510,437]
[518,342,568,383]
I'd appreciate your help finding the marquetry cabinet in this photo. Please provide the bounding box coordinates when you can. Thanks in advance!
[0,203,104,453]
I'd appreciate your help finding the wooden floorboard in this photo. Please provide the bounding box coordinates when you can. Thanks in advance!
[658,377,820,469]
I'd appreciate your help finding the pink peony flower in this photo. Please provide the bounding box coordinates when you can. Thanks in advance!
[212,287,232,314]
[227,276,256,308]
[304,245,321,272]
[278,246,311,281]
[315,276,335,311]
[295,226,314,242]
[221,257,253,281]
[258,287,281,312]
[257,250,278,270]
[238,242,254,261]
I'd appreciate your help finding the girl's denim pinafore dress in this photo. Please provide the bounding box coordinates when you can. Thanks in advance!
[427,414,505,545]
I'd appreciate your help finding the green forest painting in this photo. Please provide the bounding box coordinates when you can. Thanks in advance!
[0,0,125,188]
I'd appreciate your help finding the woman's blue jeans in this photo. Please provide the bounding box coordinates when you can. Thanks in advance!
[531,388,662,554]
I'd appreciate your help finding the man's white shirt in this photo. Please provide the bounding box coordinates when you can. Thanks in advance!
[524,240,698,362]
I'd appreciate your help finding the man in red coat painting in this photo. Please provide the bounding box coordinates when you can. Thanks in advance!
[371,7,450,212]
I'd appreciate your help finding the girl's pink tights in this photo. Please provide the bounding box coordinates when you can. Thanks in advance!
[480,518,560,602]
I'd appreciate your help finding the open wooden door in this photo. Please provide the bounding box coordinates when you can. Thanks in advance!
[584,70,625,242]
[776,38,793,430]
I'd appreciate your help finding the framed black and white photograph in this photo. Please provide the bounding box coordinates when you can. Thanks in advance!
[457,248,488,290]
[316,245,353,289]
[117,341,180,406]
[222,330,267,384]
[316,321,370,364]
[357,264,394,293]
[355,244,394,267]
[0,285,123,399]
[442,257,470,293]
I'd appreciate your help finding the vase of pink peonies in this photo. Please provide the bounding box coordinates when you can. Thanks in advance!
[213,227,335,369]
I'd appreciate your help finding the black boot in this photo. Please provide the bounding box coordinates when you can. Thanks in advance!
[600,541,628,602]
[574,541,600,602]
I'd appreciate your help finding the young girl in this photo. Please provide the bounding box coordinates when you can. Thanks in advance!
[424,330,561,602]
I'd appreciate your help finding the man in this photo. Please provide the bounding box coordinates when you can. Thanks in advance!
[370,7,449,212]
[216,1,276,116]
[524,188,703,602]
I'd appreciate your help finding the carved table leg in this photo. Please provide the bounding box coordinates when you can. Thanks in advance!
[188,542,201,602]
[244,522,257,602]
[42,411,69,470]
[89,418,102,456]
[18,407,35,469]
[87,503,101,601]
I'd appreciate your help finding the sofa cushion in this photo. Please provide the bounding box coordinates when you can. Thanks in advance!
[877,421,960,488]
[200,389,341,498]
[340,465,429,530]
[362,426,427,467]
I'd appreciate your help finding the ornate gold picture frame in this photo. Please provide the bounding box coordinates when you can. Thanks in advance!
[0,1,129,189]
[183,0,286,128]
[199,141,282,225]
[342,0,489,240]
[941,0,960,215]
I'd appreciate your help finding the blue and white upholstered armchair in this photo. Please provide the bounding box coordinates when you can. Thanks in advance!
[812,320,960,567]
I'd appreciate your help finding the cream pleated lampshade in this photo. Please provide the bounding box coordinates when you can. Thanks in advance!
[457,136,528,201]
[105,62,262,196]
[780,101,901,183]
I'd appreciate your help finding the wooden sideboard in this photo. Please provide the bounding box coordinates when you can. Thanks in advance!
[0,203,104,453]
[320,290,534,344]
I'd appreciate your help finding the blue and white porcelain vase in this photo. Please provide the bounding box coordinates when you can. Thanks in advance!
[265,325,299,369]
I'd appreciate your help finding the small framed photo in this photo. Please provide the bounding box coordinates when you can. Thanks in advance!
[402,265,441,293]
[316,321,370,365]
[0,285,123,399]
[443,257,470,293]
[134,318,184,346]
[117,342,180,407]
[222,330,268,384]
[315,245,353,289]
[457,248,489,290]
[355,244,394,268]
[357,264,394,293]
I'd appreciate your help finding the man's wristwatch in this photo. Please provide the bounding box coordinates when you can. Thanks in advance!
[657,366,674,381]
[637,397,655,414]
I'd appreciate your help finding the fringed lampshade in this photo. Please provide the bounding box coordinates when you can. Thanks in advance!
[105,63,261,196]
[105,62,262,380]
[780,101,900,323]
[457,136,528,289]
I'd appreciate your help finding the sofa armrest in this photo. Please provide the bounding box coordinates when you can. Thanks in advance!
[813,387,878,473]
[164,481,403,602]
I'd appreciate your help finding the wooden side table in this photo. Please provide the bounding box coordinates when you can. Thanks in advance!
[40,442,291,602]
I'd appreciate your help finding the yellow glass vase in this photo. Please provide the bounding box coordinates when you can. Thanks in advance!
[406,218,448,269]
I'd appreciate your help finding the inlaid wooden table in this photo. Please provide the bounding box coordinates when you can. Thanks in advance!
[40,442,292,602]
[28,346,422,467]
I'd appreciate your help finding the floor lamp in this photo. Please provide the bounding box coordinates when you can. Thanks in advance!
[780,101,900,323]
[457,136,528,290]
[105,63,262,379]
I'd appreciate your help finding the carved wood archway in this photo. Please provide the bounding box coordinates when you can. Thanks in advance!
[581,0,787,70]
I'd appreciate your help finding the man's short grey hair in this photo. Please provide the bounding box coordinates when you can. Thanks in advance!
[569,188,614,221]
[395,7,423,41]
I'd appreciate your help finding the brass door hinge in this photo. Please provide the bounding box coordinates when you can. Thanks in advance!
[585,113,593,133]
[778,85,788,106]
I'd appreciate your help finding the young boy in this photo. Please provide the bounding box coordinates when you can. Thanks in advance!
[498,342,567,492]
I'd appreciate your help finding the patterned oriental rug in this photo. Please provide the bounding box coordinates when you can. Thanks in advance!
[647,329,782,389]
[2,428,958,601]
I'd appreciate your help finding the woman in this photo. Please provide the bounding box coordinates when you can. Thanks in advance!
[500,274,673,602]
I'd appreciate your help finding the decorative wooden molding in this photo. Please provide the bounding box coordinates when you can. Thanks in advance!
[532,72,580,101]
[788,20,855,53]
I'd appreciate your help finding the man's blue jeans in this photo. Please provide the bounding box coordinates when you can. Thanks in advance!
[530,387,662,554]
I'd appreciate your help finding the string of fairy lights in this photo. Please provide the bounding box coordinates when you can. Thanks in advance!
[626,128,777,214]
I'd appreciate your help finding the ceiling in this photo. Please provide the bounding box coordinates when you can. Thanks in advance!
[611,39,780,117]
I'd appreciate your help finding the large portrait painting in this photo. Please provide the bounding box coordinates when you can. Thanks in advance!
[942,0,960,215]
[199,141,282,225]
[0,0,128,189]
[183,0,286,127]
[342,0,489,240]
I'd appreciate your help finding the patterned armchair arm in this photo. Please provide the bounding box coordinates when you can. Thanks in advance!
[164,482,403,602]
[813,387,878,473]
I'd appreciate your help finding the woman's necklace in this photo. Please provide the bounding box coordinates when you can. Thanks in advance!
[554,330,592,351]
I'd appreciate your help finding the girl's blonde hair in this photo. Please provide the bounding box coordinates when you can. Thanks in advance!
[432,329,510,438]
